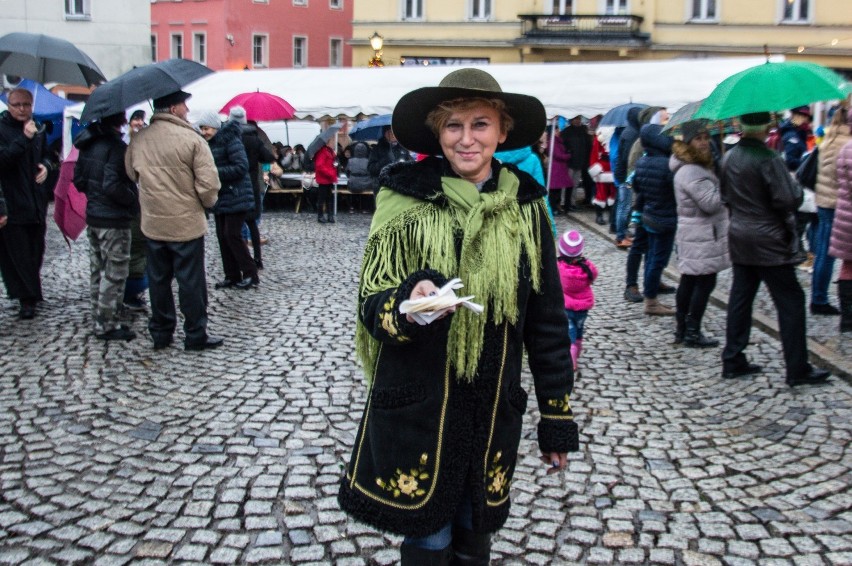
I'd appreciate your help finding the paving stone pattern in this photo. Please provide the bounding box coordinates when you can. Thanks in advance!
[0,207,849,565]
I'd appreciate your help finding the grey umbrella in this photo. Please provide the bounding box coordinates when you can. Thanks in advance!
[80,59,213,123]
[306,124,342,159]
[0,32,105,87]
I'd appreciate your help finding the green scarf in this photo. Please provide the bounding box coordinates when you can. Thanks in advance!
[356,168,546,382]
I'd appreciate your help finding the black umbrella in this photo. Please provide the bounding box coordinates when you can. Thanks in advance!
[0,32,105,87]
[80,59,213,123]
[306,124,342,159]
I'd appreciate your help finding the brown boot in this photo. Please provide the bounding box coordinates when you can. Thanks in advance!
[644,297,675,316]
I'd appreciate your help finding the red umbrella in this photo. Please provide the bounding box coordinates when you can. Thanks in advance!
[219,91,296,121]
[53,147,87,242]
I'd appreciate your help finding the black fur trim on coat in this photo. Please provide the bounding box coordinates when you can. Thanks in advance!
[538,419,579,454]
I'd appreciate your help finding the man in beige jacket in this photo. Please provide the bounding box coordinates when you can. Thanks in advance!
[125,90,222,351]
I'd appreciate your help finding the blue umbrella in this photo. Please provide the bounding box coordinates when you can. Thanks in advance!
[598,102,648,128]
[349,114,391,141]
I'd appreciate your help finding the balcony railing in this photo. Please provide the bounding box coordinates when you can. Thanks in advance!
[517,14,650,46]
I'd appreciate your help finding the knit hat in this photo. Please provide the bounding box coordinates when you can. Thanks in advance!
[129,110,146,122]
[228,105,247,124]
[791,105,812,118]
[153,90,191,109]
[681,120,709,144]
[740,112,771,126]
[558,229,584,258]
[194,110,221,130]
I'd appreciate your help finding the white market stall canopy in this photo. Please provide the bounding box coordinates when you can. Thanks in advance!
[184,56,782,121]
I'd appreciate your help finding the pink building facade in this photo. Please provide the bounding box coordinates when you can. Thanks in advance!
[150,0,352,71]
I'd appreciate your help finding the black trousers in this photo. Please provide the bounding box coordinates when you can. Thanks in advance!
[146,237,209,346]
[316,184,333,216]
[214,212,256,282]
[676,273,717,324]
[0,222,46,303]
[722,263,808,379]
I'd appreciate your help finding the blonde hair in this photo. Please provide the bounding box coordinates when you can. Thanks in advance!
[825,105,849,145]
[425,97,513,139]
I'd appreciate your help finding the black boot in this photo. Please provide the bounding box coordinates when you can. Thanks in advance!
[327,214,336,224]
[317,212,327,224]
[594,206,605,225]
[674,312,686,344]
[451,527,491,566]
[683,315,719,348]
[839,280,852,333]
[400,543,452,566]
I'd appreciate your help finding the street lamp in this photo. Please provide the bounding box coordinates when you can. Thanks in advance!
[368,31,384,67]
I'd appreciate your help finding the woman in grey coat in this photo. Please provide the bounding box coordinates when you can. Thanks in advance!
[669,121,730,347]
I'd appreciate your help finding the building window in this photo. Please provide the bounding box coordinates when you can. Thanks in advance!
[253,35,269,68]
[469,0,491,20]
[150,34,158,62]
[293,36,307,67]
[690,0,716,20]
[65,0,90,19]
[782,0,809,22]
[253,0,269,3]
[603,0,628,15]
[402,0,424,20]
[171,33,183,59]
[329,38,342,67]
[294,0,307,5]
[193,33,206,65]
[330,0,342,8]
[550,0,574,14]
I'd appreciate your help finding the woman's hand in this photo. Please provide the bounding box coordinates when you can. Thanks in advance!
[540,452,567,475]
[406,279,456,323]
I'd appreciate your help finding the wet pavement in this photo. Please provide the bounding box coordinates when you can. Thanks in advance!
[0,204,849,565]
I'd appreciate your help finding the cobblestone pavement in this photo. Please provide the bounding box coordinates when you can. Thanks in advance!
[0,206,850,565]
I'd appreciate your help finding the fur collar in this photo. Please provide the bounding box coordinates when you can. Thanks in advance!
[380,155,545,204]
[672,140,714,169]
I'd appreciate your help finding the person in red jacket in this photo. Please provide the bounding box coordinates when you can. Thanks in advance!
[314,136,338,223]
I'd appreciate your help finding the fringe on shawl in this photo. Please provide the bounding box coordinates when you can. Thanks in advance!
[355,199,547,383]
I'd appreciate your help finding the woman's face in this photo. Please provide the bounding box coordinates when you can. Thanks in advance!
[438,104,507,184]
[199,125,218,140]
[689,132,711,153]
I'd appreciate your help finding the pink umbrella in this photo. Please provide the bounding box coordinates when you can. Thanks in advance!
[53,146,87,242]
[219,91,296,121]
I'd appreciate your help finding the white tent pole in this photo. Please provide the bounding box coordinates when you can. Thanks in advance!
[545,117,557,191]
[333,130,339,218]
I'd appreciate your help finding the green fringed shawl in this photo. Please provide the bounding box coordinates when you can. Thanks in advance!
[355,168,547,383]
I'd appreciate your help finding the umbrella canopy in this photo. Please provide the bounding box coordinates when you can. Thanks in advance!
[306,124,342,159]
[663,100,740,138]
[0,32,105,87]
[598,102,648,128]
[694,61,851,121]
[349,114,392,141]
[81,59,213,123]
[53,147,87,241]
[219,91,296,121]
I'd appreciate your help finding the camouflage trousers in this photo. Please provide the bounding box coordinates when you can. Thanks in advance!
[88,227,131,334]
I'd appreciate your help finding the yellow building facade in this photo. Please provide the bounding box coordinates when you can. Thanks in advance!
[352,0,852,73]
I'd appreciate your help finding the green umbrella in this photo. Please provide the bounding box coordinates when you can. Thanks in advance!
[694,61,850,121]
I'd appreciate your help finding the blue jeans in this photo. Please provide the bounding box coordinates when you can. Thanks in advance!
[403,495,473,550]
[811,207,836,305]
[566,309,588,343]
[643,229,675,299]
[615,184,632,240]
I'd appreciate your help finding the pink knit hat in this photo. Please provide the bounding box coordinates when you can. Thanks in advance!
[558,230,584,257]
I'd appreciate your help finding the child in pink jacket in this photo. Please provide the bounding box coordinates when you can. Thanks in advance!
[557,229,598,373]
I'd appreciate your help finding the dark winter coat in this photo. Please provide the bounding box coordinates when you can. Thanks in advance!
[613,106,643,185]
[669,141,730,276]
[0,183,6,217]
[0,111,52,225]
[720,137,804,266]
[208,120,255,215]
[338,157,578,538]
[239,123,275,220]
[779,119,810,171]
[560,123,592,170]
[548,133,573,189]
[367,136,413,180]
[73,123,139,229]
[633,124,676,233]
[829,139,852,261]
[344,142,373,193]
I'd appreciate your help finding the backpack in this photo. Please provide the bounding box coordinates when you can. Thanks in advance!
[795,147,819,190]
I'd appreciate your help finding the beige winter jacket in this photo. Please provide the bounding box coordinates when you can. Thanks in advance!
[125,112,220,242]
[815,124,851,210]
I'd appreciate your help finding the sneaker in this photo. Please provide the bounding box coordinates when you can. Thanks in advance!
[624,285,643,303]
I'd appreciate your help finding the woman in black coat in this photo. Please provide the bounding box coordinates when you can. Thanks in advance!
[196,111,258,289]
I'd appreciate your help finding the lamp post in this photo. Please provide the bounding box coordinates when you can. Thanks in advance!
[368,31,384,67]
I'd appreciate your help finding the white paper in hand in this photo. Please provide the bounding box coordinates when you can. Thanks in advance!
[399,278,484,325]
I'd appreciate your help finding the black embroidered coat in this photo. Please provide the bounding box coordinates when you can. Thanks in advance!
[338,157,579,538]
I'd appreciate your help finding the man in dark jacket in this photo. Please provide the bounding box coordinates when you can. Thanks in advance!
[560,115,593,209]
[0,88,53,319]
[367,126,412,189]
[720,111,830,387]
[74,113,139,341]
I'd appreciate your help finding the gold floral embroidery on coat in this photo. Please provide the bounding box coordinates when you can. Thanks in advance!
[378,296,410,342]
[547,393,574,415]
[487,451,510,498]
[375,453,430,499]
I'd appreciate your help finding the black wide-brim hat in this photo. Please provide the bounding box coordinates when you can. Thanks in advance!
[392,68,546,156]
